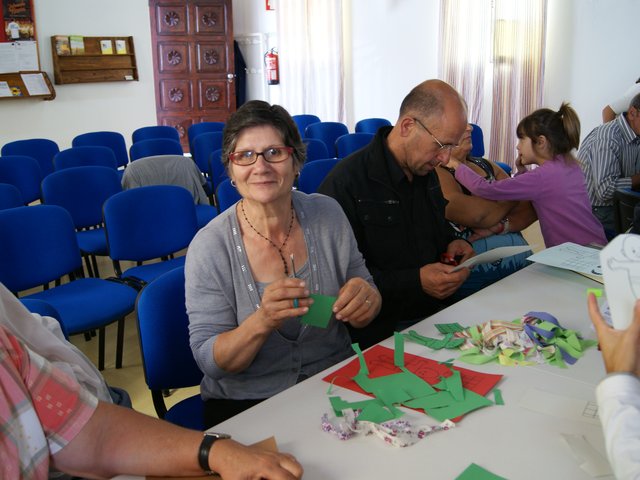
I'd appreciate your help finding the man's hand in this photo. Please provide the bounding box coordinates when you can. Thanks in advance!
[213,440,304,480]
[419,262,470,299]
[588,292,640,376]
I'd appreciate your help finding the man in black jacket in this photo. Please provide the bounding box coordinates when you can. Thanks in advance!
[319,79,473,348]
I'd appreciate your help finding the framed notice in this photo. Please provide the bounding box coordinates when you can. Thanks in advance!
[2,0,36,42]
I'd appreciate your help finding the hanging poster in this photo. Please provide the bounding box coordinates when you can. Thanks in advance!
[2,0,35,42]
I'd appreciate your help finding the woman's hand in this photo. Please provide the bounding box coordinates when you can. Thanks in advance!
[258,278,312,332]
[332,277,381,328]
[444,156,461,170]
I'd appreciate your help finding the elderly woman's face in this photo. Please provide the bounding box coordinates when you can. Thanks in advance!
[229,124,297,206]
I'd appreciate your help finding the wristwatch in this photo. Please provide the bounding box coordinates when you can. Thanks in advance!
[198,432,232,475]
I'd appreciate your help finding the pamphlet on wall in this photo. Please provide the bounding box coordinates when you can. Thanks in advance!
[54,35,70,55]
[69,35,84,54]
[115,39,127,54]
[100,39,113,55]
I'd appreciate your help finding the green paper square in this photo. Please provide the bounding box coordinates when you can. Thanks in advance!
[301,293,336,328]
[456,463,507,480]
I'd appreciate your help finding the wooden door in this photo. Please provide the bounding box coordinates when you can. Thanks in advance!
[149,0,235,152]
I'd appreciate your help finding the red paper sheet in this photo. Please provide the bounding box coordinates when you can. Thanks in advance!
[323,345,503,400]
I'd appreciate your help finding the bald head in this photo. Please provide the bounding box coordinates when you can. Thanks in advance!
[399,79,466,123]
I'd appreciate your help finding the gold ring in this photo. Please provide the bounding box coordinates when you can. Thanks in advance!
[364,298,372,307]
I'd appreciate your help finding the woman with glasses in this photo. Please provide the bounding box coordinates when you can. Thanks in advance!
[185,100,381,428]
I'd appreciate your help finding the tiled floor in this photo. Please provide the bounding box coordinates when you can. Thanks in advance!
[68,221,545,418]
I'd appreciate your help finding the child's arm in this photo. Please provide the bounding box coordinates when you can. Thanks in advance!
[453,163,541,202]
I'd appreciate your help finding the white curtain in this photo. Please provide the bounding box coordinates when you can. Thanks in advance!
[440,0,547,167]
[275,0,345,122]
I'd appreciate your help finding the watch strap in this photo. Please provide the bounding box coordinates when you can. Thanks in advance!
[198,432,231,475]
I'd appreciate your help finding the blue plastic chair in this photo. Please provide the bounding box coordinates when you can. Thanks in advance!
[130,138,184,161]
[42,166,122,278]
[303,138,330,162]
[188,121,225,155]
[54,146,118,171]
[1,138,59,178]
[614,188,640,234]
[20,299,68,338]
[292,114,321,136]
[132,125,181,144]
[335,133,374,158]
[192,131,224,177]
[216,178,241,212]
[72,131,129,170]
[304,122,349,157]
[0,205,138,370]
[103,185,198,285]
[494,161,512,176]
[136,266,204,429]
[355,117,391,134]
[297,158,340,194]
[0,182,23,210]
[208,149,228,191]
[0,155,43,204]
[470,123,485,158]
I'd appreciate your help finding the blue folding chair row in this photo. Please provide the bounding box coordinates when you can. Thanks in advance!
[72,131,129,170]
[1,138,59,178]
[304,121,349,157]
[129,138,184,161]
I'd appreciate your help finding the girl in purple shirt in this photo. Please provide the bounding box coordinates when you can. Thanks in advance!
[448,103,607,248]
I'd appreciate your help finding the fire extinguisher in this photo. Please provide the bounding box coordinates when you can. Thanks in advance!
[264,48,279,85]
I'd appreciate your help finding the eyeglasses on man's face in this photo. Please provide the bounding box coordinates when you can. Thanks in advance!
[412,117,459,151]
[229,146,294,166]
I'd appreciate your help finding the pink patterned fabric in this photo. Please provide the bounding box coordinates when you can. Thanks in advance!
[0,325,97,479]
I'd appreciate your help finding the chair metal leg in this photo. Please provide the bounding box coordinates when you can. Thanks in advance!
[83,254,94,277]
[91,255,100,278]
[115,317,125,369]
[98,326,106,370]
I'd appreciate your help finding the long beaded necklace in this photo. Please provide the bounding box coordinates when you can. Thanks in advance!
[240,199,295,276]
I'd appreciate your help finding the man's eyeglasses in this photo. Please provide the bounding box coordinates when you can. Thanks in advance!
[413,117,459,151]
[229,146,294,166]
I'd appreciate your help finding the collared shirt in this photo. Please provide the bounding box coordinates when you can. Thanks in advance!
[0,325,98,479]
[596,373,640,480]
[578,114,640,207]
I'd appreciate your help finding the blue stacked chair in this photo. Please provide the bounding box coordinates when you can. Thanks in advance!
[0,205,138,369]
[130,138,184,161]
[355,117,391,134]
[335,133,374,158]
[216,178,241,212]
[136,266,204,429]
[304,121,349,157]
[1,138,59,178]
[0,182,23,210]
[303,138,330,162]
[0,155,43,204]
[297,158,340,194]
[292,114,321,136]
[72,131,129,170]
[188,121,225,155]
[54,146,118,171]
[132,125,181,144]
[470,123,485,158]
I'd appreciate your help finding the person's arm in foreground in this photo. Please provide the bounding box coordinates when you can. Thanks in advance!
[53,401,303,480]
[588,293,640,480]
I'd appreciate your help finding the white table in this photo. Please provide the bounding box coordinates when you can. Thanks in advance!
[213,264,611,480]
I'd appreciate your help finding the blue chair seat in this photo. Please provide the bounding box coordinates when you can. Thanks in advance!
[122,257,186,285]
[76,228,109,255]
[164,395,205,430]
[23,278,137,334]
[196,204,217,229]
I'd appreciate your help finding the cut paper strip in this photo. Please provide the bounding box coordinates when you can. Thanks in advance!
[455,463,507,480]
[560,433,613,477]
[518,388,600,425]
[301,293,335,328]
[435,322,466,334]
[406,388,494,422]
[493,388,504,405]
[404,330,465,350]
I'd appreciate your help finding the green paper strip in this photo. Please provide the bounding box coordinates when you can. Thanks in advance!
[493,388,504,405]
[587,288,603,297]
[435,322,466,334]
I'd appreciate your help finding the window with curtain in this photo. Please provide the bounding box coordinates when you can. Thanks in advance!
[440,0,547,167]
[275,0,345,122]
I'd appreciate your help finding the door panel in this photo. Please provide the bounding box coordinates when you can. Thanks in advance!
[149,0,235,152]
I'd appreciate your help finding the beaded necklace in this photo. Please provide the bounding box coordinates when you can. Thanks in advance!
[240,199,295,276]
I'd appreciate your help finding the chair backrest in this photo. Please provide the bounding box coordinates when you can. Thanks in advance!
[335,132,374,158]
[0,205,82,293]
[1,138,59,178]
[121,154,208,205]
[0,155,43,204]
[304,122,349,157]
[42,166,122,229]
[297,158,340,194]
[72,131,129,169]
[216,178,241,212]
[354,117,391,134]
[103,185,198,261]
[192,131,224,175]
[136,266,203,391]
[614,188,640,234]
[132,125,180,144]
[187,121,225,154]
[470,123,485,158]
[0,182,23,210]
[292,114,321,136]
[129,138,184,161]
[303,138,330,162]
[209,149,228,190]
[494,161,512,176]
[54,146,118,171]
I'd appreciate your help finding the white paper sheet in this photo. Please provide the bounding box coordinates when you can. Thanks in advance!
[600,234,640,329]
[518,387,600,425]
[561,433,613,477]
[450,245,534,272]
[20,73,49,95]
[0,81,12,97]
[527,243,603,277]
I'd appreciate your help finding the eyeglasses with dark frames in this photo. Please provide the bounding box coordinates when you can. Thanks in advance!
[229,146,294,166]
[412,117,459,151]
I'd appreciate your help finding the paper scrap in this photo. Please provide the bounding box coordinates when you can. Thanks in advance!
[518,388,600,425]
[601,234,640,329]
[452,244,534,272]
[301,293,335,328]
[455,463,507,480]
[561,433,613,477]
[527,242,602,277]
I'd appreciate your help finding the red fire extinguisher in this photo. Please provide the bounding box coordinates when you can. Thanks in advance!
[264,48,279,85]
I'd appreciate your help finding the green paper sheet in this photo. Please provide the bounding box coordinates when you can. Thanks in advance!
[456,463,507,480]
[409,387,494,422]
[301,293,336,328]
[404,330,465,350]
